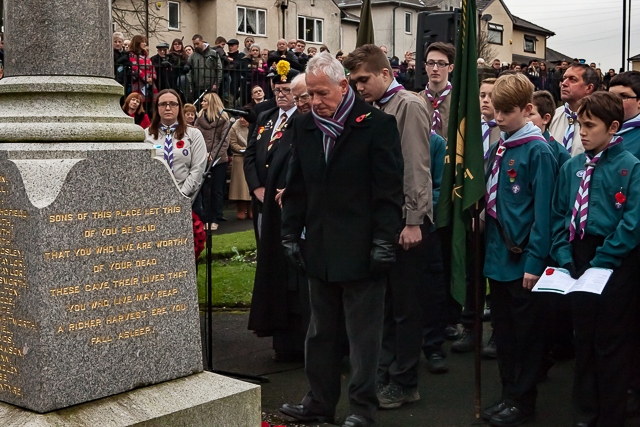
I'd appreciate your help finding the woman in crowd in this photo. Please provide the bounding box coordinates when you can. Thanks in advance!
[145,89,206,199]
[246,44,268,93]
[194,93,231,229]
[128,34,156,113]
[184,45,194,57]
[228,116,251,220]
[122,92,151,129]
[243,36,255,57]
[169,38,189,95]
[183,103,197,126]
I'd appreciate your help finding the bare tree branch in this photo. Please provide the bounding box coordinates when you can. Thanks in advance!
[111,0,166,39]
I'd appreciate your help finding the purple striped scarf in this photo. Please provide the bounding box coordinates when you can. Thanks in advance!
[312,86,356,162]
[425,82,452,135]
[569,136,623,241]
[618,113,640,135]
[376,79,404,107]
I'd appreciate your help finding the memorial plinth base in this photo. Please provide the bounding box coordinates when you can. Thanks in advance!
[0,372,261,427]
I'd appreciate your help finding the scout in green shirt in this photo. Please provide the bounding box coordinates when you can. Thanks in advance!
[529,90,570,168]
[609,71,640,159]
[482,73,557,427]
[549,92,640,427]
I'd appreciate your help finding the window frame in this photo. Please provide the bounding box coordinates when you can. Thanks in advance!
[524,35,537,53]
[236,6,267,36]
[405,12,412,34]
[297,15,324,44]
[168,1,180,31]
[487,23,503,45]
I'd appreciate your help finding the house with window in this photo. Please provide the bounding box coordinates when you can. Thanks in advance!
[476,0,555,65]
[112,0,343,55]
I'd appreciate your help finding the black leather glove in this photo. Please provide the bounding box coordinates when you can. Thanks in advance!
[562,263,577,279]
[282,234,306,272]
[370,239,396,275]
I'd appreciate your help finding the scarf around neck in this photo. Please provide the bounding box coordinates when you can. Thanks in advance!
[426,81,452,135]
[312,86,356,162]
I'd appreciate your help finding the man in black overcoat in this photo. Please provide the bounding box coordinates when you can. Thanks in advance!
[278,52,404,427]
[244,61,307,361]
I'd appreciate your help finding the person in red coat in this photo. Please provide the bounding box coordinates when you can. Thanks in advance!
[122,92,151,129]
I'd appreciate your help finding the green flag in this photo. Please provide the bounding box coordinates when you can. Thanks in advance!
[356,0,375,47]
[435,0,485,305]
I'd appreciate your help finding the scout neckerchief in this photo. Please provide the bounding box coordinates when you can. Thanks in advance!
[485,122,546,219]
[563,103,577,153]
[269,112,288,150]
[569,136,623,242]
[617,113,640,135]
[375,79,404,107]
[312,86,356,162]
[160,122,178,173]
[426,81,452,135]
[481,117,498,156]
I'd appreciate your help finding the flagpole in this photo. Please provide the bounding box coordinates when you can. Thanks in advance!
[473,201,482,419]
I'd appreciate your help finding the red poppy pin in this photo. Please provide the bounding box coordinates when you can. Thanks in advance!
[545,268,555,276]
[615,191,626,204]
[622,169,628,176]
[356,112,371,123]
[176,140,184,149]
[432,100,438,109]
[273,131,283,140]
[258,126,265,135]
[507,168,517,182]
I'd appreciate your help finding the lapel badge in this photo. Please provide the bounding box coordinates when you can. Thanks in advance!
[507,168,517,183]
[621,169,629,176]
[182,149,189,156]
[508,159,515,166]
[568,117,574,125]
[615,190,626,210]
[497,146,506,156]
[257,134,262,140]
[576,170,585,178]
[511,184,521,194]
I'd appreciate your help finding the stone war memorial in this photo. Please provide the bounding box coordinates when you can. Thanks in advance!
[0,0,259,425]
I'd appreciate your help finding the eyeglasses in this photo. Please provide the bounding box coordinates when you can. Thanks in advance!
[426,60,450,69]
[158,101,179,108]
[273,88,292,95]
[294,94,310,104]
[621,95,639,101]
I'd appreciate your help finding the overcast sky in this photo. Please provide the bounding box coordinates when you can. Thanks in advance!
[502,0,640,71]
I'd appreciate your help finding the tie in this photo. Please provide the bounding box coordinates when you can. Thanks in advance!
[569,136,623,241]
[482,119,497,155]
[563,103,577,153]
[269,113,288,149]
[160,123,178,172]
[485,141,506,219]
[425,82,452,135]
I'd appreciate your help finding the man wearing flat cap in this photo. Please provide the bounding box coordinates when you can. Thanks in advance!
[150,42,171,91]
[245,61,309,362]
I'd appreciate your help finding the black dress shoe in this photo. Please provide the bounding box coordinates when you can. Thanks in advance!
[482,401,508,421]
[342,414,374,427]
[279,403,334,423]
[490,405,533,426]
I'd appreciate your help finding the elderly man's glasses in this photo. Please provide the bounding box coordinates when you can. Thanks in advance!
[294,94,310,104]
[274,88,292,95]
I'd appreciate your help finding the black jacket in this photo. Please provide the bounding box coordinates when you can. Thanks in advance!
[267,50,303,71]
[281,97,404,282]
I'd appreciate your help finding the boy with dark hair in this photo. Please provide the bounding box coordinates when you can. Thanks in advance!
[530,90,570,167]
[550,91,640,426]
[482,73,557,427]
[609,71,640,158]
[418,42,455,140]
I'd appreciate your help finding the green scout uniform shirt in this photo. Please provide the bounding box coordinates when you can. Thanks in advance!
[620,127,640,160]
[484,139,558,281]
[550,143,640,269]
[543,130,571,168]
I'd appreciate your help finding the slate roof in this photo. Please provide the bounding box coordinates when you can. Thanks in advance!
[512,15,555,36]
[336,0,442,8]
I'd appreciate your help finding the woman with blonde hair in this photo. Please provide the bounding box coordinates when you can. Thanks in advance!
[122,92,151,129]
[194,92,231,228]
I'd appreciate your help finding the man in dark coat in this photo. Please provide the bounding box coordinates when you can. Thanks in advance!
[150,42,172,91]
[244,62,307,361]
[279,52,404,427]
[268,38,303,72]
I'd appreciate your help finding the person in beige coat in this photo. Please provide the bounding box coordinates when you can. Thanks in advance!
[228,117,251,219]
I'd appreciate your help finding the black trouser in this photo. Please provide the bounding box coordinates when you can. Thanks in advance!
[421,229,447,357]
[303,277,386,423]
[489,278,546,414]
[200,162,227,223]
[272,262,311,356]
[571,235,639,427]
[378,223,429,388]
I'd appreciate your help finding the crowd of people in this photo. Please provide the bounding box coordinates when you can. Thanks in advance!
[116,29,640,427]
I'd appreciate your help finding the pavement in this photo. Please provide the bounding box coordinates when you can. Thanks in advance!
[207,204,640,426]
